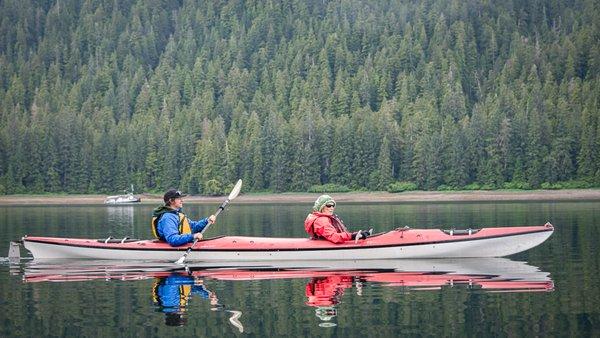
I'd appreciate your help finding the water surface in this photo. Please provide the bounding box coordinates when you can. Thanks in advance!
[1,201,599,337]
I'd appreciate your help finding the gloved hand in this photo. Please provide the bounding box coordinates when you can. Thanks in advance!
[351,231,369,240]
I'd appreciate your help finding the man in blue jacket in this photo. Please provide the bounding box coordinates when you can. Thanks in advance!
[151,189,216,246]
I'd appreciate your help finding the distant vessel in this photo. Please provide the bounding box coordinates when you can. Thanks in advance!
[104,185,141,205]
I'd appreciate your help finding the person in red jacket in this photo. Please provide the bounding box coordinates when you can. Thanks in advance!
[304,195,371,243]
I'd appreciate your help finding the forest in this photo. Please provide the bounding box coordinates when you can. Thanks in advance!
[0,0,599,195]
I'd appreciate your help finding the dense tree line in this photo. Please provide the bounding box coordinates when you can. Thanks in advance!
[0,0,599,195]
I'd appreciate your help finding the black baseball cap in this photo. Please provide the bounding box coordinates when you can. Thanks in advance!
[164,189,187,203]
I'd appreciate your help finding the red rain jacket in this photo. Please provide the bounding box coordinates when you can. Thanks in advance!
[304,212,352,244]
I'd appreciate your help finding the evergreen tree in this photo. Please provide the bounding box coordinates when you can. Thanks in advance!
[242,112,264,190]
[330,115,355,186]
[373,136,393,190]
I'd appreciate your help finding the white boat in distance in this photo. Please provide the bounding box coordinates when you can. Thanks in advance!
[104,185,141,205]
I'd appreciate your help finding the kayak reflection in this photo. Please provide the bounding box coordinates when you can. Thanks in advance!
[300,263,554,327]
[20,258,553,328]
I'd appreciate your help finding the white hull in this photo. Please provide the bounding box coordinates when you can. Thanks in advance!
[23,229,553,261]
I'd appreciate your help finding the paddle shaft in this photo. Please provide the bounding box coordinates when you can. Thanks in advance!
[176,179,242,264]
[201,199,229,234]
[178,199,229,262]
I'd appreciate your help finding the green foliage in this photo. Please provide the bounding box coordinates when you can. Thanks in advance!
[0,0,599,195]
[387,181,418,193]
[204,179,225,196]
[502,181,533,190]
[541,182,560,190]
[479,184,497,190]
[541,180,596,189]
[307,184,351,193]
[463,183,482,191]
[569,181,595,189]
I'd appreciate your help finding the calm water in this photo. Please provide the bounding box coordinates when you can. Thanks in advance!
[1,201,599,337]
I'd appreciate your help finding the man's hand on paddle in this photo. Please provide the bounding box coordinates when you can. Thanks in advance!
[193,215,216,241]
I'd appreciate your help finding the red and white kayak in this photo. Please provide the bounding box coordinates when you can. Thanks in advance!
[21,223,554,261]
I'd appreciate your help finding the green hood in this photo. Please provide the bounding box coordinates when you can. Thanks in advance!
[153,205,175,218]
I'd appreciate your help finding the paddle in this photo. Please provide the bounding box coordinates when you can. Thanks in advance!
[175,179,242,265]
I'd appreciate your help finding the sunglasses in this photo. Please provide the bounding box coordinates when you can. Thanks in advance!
[325,203,335,208]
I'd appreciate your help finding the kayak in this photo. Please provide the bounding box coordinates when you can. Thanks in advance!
[21,258,554,293]
[20,223,554,261]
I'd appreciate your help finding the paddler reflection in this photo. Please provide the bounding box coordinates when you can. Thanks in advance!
[152,273,212,326]
[152,272,243,331]
[305,275,361,327]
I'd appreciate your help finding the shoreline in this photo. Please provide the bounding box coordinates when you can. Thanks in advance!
[1,189,600,205]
